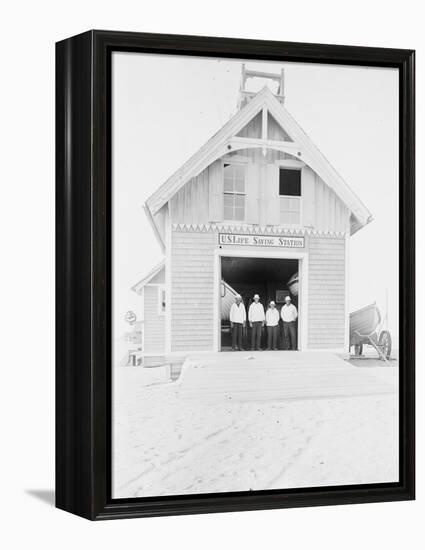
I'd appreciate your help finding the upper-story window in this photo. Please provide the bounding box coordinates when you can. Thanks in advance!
[223,163,245,221]
[279,168,301,225]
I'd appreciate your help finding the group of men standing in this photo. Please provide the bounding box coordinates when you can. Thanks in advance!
[229,293,298,351]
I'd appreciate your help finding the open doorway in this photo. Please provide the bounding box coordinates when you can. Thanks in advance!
[220,256,299,351]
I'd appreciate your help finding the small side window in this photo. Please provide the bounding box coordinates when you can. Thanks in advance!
[158,286,166,315]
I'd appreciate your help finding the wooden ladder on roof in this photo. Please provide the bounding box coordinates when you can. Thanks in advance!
[238,64,285,109]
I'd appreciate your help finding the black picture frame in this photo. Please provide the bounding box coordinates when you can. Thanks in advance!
[56,30,415,520]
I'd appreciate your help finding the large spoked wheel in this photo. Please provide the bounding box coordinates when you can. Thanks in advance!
[354,343,363,356]
[379,330,392,359]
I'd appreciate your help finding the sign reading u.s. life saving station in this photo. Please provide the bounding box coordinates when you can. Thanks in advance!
[132,66,373,355]
[219,233,305,248]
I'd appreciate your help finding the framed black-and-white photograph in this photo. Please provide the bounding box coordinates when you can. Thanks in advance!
[56,31,415,520]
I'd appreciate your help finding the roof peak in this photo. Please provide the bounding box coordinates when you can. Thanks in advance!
[145,81,372,236]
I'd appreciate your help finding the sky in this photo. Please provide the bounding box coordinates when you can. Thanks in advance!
[112,52,399,347]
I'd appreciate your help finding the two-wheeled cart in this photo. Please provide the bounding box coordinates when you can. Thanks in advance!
[349,302,392,362]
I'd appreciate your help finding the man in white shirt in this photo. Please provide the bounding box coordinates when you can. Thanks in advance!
[280,295,298,350]
[265,301,280,350]
[248,294,265,351]
[229,294,246,351]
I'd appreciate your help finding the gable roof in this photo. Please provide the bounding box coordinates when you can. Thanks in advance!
[131,260,164,294]
[145,86,372,235]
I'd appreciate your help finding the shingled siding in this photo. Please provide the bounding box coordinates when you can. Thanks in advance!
[171,230,216,351]
[143,285,165,353]
[308,236,346,350]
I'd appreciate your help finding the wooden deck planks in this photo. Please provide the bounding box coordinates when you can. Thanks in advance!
[177,352,395,402]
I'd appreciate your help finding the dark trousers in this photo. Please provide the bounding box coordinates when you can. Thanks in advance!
[251,321,263,350]
[283,321,297,350]
[232,323,244,350]
[266,325,279,350]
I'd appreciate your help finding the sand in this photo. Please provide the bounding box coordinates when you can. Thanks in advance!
[112,361,398,498]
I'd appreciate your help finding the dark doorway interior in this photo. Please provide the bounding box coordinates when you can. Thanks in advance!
[221,256,299,350]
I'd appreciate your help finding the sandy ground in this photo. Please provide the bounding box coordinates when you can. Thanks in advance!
[112,360,398,498]
[113,362,398,498]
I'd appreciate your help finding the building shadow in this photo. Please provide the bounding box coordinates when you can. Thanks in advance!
[26,489,55,507]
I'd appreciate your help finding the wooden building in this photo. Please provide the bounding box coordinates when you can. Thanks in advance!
[132,66,372,355]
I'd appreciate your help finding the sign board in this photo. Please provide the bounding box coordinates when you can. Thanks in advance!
[219,233,305,248]
[276,290,289,303]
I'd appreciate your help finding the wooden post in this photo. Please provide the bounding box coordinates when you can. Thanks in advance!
[280,68,285,103]
[261,106,268,147]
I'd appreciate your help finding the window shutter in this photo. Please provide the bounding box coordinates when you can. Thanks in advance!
[301,166,315,227]
[266,164,280,225]
[245,162,260,224]
[208,160,223,222]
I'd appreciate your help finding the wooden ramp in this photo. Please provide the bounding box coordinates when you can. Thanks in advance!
[176,352,395,402]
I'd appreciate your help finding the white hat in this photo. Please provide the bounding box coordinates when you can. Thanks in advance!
[253,294,260,299]
[235,294,242,299]
[270,301,276,306]
[285,295,291,301]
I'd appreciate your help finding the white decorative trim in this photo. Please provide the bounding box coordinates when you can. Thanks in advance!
[171,223,346,239]
[274,158,305,169]
[143,203,165,252]
[221,153,251,163]
[147,88,273,214]
[261,107,268,141]
[228,136,299,154]
[145,86,372,236]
